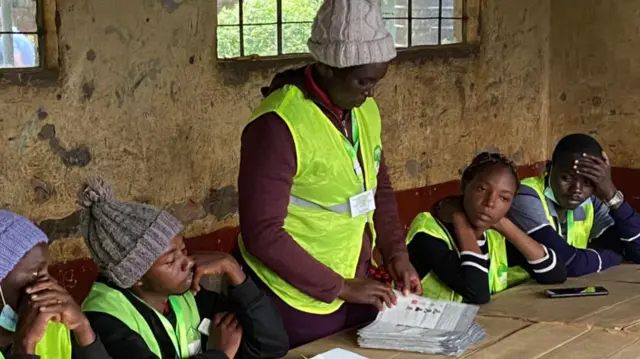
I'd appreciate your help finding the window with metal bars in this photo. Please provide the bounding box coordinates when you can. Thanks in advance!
[216,0,466,60]
[0,0,42,70]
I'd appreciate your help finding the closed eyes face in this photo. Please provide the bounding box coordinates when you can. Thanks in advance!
[329,62,390,110]
[140,235,194,295]
[463,164,518,229]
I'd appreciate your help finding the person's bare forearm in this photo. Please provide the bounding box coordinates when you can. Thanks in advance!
[73,319,97,347]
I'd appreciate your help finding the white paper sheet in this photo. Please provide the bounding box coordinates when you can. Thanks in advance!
[310,348,369,359]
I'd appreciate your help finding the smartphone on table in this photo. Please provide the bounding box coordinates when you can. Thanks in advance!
[544,286,609,298]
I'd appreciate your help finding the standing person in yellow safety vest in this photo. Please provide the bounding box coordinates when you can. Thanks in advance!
[0,210,109,359]
[237,0,422,348]
[406,153,567,304]
[507,134,640,277]
[77,178,289,359]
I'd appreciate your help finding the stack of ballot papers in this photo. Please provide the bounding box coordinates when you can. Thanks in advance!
[357,292,486,357]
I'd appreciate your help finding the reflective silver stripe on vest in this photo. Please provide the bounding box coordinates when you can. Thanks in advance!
[289,187,377,214]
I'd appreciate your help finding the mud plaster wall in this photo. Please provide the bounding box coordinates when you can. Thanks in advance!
[0,0,551,263]
[549,0,640,167]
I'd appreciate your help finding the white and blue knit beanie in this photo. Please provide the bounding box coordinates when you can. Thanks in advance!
[0,210,48,282]
[77,177,184,289]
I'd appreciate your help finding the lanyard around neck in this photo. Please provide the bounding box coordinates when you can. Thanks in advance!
[341,112,364,190]
[565,210,575,244]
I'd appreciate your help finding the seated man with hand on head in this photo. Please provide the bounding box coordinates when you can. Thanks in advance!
[78,178,288,359]
[508,134,640,277]
[0,210,109,359]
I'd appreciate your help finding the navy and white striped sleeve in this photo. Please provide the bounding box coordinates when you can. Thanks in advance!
[506,242,566,284]
[525,245,566,284]
[590,197,640,263]
[460,234,489,271]
[408,232,490,304]
[509,189,621,276]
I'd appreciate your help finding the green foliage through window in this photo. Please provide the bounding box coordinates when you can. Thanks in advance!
[216,0,465,59]
[217,0,324,58]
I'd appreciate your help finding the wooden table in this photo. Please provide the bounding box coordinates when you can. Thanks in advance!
[285,265,640,359]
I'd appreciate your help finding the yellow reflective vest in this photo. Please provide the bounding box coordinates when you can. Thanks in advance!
[406,212,509,302]
[239,85,383,315]
[508,175,595,285]
[82,282,202,358]
[0,321,72,359]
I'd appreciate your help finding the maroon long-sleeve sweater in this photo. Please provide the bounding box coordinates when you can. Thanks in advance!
[238,65,408,304]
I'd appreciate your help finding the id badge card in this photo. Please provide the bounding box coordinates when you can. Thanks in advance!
[198,318,211,335]
[188,340,202,355]
[349,190,376,218]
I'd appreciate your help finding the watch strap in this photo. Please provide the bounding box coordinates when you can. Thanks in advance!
[606,190,624,208]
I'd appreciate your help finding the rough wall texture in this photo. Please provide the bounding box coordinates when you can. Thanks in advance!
[382,0,550,190]
[0,0,551,263]
[549,0,640,166]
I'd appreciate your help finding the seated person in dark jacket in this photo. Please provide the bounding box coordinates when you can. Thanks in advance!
[508,133,640,276]
[0,210,109,359]
[407,153,567,304]
[76,178,289,359]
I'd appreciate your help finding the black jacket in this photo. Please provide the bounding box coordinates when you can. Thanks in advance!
[85,277,289,359]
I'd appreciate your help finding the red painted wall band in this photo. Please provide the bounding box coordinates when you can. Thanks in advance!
[51,163,639,303]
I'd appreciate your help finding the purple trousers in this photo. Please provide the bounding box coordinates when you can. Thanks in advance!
[241,260,377,348]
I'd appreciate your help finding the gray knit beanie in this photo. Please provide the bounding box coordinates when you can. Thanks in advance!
[77,177,184,288]
[308,0,396,68]
[0,210,48,282]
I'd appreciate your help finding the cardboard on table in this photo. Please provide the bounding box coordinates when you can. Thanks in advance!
[573,295,640,330]
[582,264,640,284]
[465,322,589,359]
[466,323,640,359]
[284,265,640,358]
[285,316,530,359]
[605,340,640,359]
[526,327,640,359]
[618,320,640,334]
[479,278,640,328]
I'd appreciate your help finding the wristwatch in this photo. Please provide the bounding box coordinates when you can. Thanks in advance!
[605,190,624,209]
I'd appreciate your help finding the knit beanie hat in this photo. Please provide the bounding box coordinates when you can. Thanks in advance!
[0,210,48,282]
[77,177,184,288]
[308,0,397,68]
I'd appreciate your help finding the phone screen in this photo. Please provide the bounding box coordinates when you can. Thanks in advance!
[545,286,608,298]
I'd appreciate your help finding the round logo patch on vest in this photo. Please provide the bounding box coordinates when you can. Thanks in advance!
[498,263,508,286]
[374,146,382,173]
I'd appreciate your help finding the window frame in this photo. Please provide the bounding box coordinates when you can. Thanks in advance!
[0,0,59,86]
[382,0,467,48]
[217,0,320,59]
[216,0,479,63]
